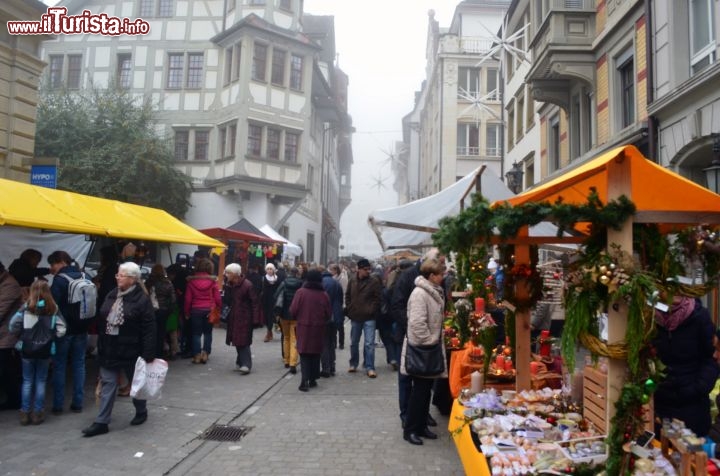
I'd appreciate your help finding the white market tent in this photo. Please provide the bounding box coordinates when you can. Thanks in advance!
[259,224,303,258]
[368,168,514,250]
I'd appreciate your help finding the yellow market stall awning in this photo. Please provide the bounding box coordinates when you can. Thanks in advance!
[0,178,225,248]
[499,145,720,226]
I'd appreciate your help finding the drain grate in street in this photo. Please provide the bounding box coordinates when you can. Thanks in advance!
[201,424,251,442]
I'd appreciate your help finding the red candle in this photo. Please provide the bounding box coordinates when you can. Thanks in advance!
[475,297,485,314]
[540,330,551,339]
[504,357,514,371]
[495,354,505,369]
[530,361,540,375]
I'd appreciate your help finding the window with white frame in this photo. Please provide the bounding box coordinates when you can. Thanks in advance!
[525,85,534,129]
[139,0,173,17]
[174,129,209,161]
[616,48,635,129]
[458,67,480,95]
[290,54,303,90]
[457,123,480,156]
[224,49,232,85]
[271,49,286,86]
[285,132,299,163]
[690,0,716,74]
[117,53,132,89]
[267,128,281,159]
[486,124,500,156]
[247,123,301,162]
[516,93,525,140]
[174,130,189,160]
[248,124,262,156]
[252,43,268,81]
[486,68,498,100]
[507,102,515,150]
[218,122,237,159]
[48,54,82,89]
[166,52,204,89]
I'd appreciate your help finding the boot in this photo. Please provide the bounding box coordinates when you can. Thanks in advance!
[264,330,273,342]
[19,411,30,426]
[200,351,208,364]
[192,354,202,364]
[30,410,45,425]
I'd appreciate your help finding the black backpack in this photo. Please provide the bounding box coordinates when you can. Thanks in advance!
[20,314,57,359]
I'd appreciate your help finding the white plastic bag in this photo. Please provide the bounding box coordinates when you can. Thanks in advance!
[130,356,168,400]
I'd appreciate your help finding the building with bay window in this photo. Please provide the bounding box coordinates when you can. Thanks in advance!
[40,0,353,262]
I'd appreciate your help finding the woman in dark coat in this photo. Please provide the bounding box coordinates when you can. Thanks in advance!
[145,264,176,359]
[290,269,331,392]
[224,263,261,375]
[82,262,156,437]
[653,296,719,436]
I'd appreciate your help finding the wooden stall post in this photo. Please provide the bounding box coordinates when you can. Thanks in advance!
[514,226,532,391]
[604,152,633,429]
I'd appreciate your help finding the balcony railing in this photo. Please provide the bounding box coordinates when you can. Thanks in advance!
[486,147,501,157]
[460,38,495,54]
[457,146,480,156]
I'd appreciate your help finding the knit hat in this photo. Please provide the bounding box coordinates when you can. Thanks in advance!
[357,258,371,269]
[306,269,322,283]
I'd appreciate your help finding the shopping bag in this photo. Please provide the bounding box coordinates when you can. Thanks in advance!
[130,356,169,400]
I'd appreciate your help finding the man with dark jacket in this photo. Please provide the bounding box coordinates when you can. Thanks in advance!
[345,258,382,378]
[320,266,343,377]
[391,248,443,428]
[8,249,49,288]
[48,250,92,415]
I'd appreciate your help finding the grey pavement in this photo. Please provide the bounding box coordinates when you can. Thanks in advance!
[0,324,464,475]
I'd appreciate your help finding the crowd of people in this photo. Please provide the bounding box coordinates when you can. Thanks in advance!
[9,242,720,451]
[0,243,457,446]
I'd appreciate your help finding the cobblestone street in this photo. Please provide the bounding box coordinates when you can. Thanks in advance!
[0,325,463,475]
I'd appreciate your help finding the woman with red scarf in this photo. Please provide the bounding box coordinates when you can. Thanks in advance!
[653,296,719,436]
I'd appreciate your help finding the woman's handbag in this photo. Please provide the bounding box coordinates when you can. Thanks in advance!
[208,306,221,325]
[207,286,221,325]
[405,340,444,377]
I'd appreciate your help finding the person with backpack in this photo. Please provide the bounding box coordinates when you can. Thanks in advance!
[9,280,66,425]
[47,250,95,415]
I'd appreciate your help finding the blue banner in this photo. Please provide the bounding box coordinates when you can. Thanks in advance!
[30,165,57,189]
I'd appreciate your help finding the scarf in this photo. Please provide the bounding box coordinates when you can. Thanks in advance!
[106,285,136,335]
[265,274,277,284]
[654,296,695,332]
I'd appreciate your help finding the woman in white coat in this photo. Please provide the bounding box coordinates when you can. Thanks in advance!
[400,258,447,445]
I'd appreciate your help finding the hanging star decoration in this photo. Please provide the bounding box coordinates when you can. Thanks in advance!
[457,87,502,126]
[474,21,531,70]
[369,172,389,192]
[380,143,409,170]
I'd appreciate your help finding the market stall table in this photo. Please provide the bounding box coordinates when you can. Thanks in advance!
[449,399,491,476]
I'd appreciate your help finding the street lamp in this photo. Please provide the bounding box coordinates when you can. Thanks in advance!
[703,134,720,194]
[505,161,524,194]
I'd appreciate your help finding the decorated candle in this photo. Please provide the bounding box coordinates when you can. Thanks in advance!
[475,297,485,314]
[495,354,505,369]
[470,370,483,393]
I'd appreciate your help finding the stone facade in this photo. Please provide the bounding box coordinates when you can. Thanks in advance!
[0,0,52,182]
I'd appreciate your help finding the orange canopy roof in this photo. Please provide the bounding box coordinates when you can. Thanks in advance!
[497,145,720,227]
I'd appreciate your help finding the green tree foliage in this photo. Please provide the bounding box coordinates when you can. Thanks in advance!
[35,86,191,218]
